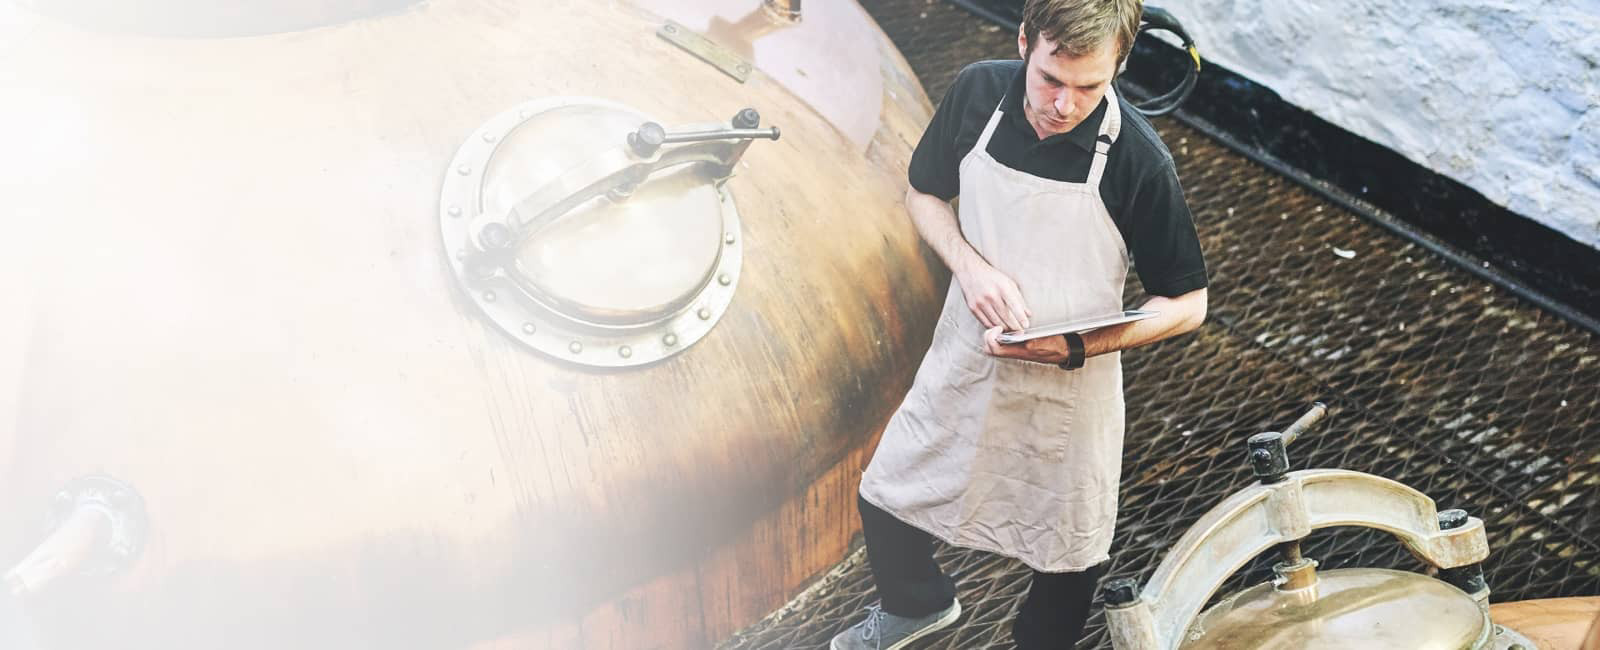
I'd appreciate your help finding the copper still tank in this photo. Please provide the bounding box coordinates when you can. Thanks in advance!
[0,0,942,647]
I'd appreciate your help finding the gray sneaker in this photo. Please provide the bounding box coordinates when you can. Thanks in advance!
[828,599,961,650]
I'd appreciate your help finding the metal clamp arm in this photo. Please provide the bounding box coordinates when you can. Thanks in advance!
[468,110,779,254]
[1105,469,1489,650]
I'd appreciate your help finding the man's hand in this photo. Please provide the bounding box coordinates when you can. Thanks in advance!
[957,264,1032,331]
[982,325,1067,364]
[903,187,1032,330]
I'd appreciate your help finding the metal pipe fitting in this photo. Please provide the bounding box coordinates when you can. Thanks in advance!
[3,476,147,596]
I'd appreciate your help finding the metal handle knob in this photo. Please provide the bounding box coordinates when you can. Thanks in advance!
[1247,402,1330,482]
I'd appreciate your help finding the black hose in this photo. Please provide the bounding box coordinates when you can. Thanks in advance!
[1118,5,1202,116]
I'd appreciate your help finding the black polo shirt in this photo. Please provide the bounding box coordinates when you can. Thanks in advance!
[908,60,1208,298]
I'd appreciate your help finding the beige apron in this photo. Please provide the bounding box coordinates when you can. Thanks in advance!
[860,90,1128,572]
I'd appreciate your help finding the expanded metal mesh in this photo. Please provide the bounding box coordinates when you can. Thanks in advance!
[722,2,1599,648]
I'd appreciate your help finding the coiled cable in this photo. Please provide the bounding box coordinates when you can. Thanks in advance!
[1120,5,1202,117]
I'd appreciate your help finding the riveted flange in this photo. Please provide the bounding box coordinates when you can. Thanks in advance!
[440,97,767,368]
[1491,623,1539,650]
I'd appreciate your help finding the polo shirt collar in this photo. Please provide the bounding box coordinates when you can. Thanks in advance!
[1001,62,1107,153]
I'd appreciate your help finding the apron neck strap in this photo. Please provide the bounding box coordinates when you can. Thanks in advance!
[1087,90,1123,186]
[1099,89,1123,143]
[975,97,1007,152]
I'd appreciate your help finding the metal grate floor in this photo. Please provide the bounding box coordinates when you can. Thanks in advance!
[721,2,1600,648]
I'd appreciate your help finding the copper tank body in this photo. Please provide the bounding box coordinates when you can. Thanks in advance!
[1489,598,1600,650]
[0,0,941,647]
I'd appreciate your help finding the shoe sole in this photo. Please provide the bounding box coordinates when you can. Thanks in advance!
[830,599,962,650]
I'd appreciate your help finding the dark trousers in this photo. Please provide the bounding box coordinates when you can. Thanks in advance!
[858,495,1106,649]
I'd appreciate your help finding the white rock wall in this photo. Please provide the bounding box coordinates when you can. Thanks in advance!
[1156,0,1600,248]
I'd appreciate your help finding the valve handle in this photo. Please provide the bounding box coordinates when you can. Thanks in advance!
[1281,401,1328,447]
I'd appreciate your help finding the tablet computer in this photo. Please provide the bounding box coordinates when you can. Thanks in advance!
[995,310,1159,344]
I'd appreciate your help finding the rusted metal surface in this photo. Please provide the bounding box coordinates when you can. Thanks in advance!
[720,1,1600,647]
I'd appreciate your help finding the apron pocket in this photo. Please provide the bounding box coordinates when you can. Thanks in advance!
[978,359,1078,462]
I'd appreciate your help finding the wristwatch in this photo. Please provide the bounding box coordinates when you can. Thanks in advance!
[1058,332,1085,370]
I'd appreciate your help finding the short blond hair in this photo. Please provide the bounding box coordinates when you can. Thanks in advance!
[1022,0,1144,65]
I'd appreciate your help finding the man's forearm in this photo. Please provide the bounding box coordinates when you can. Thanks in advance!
[905,187,983,275]
[1081,288,1208,357]
[982,287,1208,364]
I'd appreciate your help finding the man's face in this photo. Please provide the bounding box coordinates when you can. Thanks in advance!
[1016,31,1119,138]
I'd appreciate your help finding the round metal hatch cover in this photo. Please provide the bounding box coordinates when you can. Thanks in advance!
[440,97,743,368]
[1181,568,1491,650]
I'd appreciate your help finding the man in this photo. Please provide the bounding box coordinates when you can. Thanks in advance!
[831,1,1208,648]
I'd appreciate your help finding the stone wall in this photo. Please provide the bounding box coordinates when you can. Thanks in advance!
[1157,0,1600,248]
